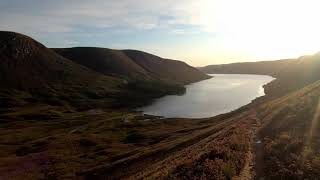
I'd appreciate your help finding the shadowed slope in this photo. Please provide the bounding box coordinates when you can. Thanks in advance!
[0,32,121,89]
[0,31,125,108]
[53,48,210,85]
[0,31,209,108]
[52,47,150,81]
[123,50,210,84]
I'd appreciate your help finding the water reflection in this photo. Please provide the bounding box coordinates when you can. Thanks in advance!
[138,74,274,118]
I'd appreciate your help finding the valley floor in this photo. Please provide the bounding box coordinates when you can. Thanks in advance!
[0,103,256,179]
[2,80,320,179]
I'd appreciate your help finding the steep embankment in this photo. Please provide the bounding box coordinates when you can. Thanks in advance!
[200,54,320,99]
[53,48,210,84]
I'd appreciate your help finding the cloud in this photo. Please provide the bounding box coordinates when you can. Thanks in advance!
[0,0,209,34]
[3,0,319,66]
[0,0,262,35]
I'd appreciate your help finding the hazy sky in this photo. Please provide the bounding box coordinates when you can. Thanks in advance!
[1,0,320,66]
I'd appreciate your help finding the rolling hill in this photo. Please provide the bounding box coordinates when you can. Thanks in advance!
[0,32,121,89]
[53,48,210,84]
[122,50,210,84]
[0,31,209,109]
[0,31,125,108]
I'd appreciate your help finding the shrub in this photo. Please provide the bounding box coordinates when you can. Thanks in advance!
[79,138,97,147]
[123,131,145,144]
[223,163,236,180]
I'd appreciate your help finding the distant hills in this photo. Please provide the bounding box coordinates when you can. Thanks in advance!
[53,48,208,84]
[199,54,320,99]
[0,31,209,109]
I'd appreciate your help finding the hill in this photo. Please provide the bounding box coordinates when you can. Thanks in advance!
[0,31,125,109]
[52,47,150,81]
[122,50,210,84]
[199,53,320,99]
[53,48,210,84]
[0,32,120,89]
[0,31,209,109]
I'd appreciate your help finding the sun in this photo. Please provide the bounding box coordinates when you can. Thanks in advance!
[194,0,320,62]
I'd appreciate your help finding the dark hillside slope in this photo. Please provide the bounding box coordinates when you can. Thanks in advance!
[200,54,320,99]
[53,48,150,80]
[0,31,123,108]
[0,31,208,109]
[53,48,210,84]
[123,50,210,84]
[0,32,120,89]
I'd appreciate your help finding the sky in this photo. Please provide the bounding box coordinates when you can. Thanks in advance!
[1,0,320,66]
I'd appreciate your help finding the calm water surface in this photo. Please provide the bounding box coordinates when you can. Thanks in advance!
[138,74,274,118]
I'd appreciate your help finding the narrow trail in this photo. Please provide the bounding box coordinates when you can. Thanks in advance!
[252,112,265,180]
[235,111,260,180]
[234,143,254,180]
[254,134,265,180]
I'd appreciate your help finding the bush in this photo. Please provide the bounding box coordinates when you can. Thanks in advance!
[223,163,236,180]
[79,138,97,147]
[123,131,146,144]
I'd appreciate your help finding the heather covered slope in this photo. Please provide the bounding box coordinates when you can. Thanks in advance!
[0,32,121,89]
[53,48,210,84]
[0,31,124,108]
[254,80,320,179]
